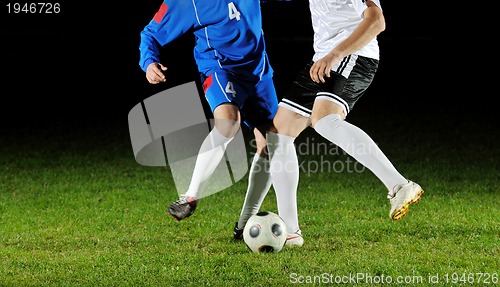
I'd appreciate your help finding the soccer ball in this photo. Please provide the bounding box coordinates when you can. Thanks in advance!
[243,211,288,253]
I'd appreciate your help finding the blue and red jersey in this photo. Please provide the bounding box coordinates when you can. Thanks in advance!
[139,0,273,81]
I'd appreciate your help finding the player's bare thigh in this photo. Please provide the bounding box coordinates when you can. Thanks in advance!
[310,99,346,127]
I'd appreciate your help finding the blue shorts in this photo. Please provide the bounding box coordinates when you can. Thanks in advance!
[201,71,278,130]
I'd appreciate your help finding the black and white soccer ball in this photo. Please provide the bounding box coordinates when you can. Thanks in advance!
[243,211,287,253]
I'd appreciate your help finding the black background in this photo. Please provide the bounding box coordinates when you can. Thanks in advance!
[0,0,478,129]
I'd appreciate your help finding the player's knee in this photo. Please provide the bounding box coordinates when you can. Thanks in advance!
[311,100,346,127]
[213,103,241,137]
[273,115,309,138]
[310,115,322,127]
[214,120,240,138]
[311,113,342,128]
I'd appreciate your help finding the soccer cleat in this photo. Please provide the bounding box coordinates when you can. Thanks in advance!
[233,222,244,240]
[286,230,304,247]
[167,196,198,221]
[388,180,424,220]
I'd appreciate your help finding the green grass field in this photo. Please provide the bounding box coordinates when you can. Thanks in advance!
[1,111,498,286]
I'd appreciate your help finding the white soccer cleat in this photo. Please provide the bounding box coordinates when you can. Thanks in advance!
[286,230,304,247]
[388,180,424,220]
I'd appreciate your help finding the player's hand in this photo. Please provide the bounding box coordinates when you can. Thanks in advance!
[309,53,339,83]
[146,62,168,84]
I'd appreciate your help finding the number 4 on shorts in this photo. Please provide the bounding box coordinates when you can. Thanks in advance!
[225,81,237,97]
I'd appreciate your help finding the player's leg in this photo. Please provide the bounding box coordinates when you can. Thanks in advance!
[311,98,410,193]
[234,78,278,239]
[168,72,242,221]
[309,55,423,220]
[233,124,272,239]
[184,103,241,197]
[236,119,308,241]
[168,103,241,221]
[263,64,319,246]
[266,107,309,247]
[311,100,423,220]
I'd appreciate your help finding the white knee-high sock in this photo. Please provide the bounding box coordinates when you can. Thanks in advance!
[184,127,234,198]
[267,131,300,234]
[314,114,407,192]
[237,153,272,229]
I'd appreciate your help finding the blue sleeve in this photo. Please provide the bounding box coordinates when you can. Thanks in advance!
[139,0,199,72]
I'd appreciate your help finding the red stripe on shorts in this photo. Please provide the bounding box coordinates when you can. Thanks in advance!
[203,74,213,94]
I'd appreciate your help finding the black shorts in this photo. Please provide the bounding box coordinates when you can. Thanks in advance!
[279,55,379,117]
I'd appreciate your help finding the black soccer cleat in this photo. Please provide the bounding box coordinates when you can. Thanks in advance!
[167,196,198,221]
[233,222,244,240]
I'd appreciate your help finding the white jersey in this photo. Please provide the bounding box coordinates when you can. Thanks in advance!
[309,0,382,62]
